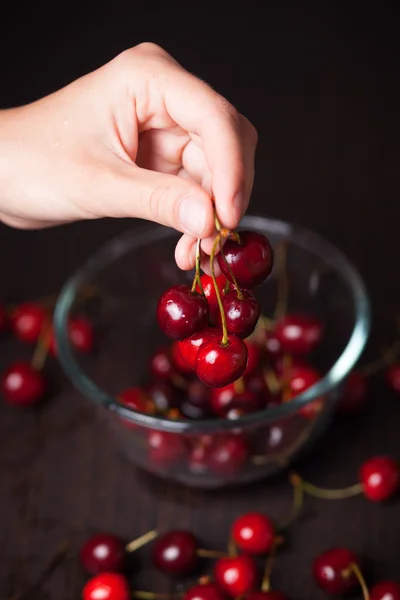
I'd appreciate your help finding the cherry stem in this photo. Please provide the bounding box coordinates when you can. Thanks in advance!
[210,233,229,347]
[273,241,289,321]
[342,563,370,600]
[218,240,244,301]
[261,536,284,592]
[359,337,400,377]
[191,239,204,294]
[233,377,246,395]
[31,319,52,372]
[289,473,363,500]
[281,354,293,402]
[197,548,227,559]
[263,368,282,395]
[276,476,304,531]
[125,530,158,553]
[227,536,237,557]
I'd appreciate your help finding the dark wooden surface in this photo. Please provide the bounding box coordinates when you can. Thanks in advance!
[1,3,400,597]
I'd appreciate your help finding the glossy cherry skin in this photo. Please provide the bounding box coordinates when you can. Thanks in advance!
[264,331,283,360]
[152,530,198,575]
[285,365,324,420]
[150,346,174,379]
[264,416,303,454]
[275,313,323,355]
[337,370,368,414]
[217,230,273,289]
[370,581,400,600]
[11,302,46,343]
[157,284,209,341]
[313,548,360,594]
[196,334,248,388]
[196,273,229,322]
[184,582,226,600]
[218,290,260,339]
[147,430,186,468]
[208,435,249,476]
[387,364,400,393]
[232,512,275,554]
[178,327,221,370]
[69,317,94,353]
[82,572,130,600]
[214,555,258,597]
[246,592,289,600]
[1,362,46,406]
[211,384,260,417]
[244,341,262,378]
[146,381,181,412]
[359,456,400,502]
[171,341,193,375]
[118,387,155,429]
[80,534,126,574]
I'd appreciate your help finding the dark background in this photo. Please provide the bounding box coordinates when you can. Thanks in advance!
[1,2,400,597]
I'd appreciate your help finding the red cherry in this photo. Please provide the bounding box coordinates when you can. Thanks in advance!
[188,434,214,474]
[178,327,221,370]
[337,370,368,415]
[152,530,198,575]
[245,372,269,397]
[313,548,360,594]
[146,381,181,412]
[232,512,275,554]
[157,284,209,341]
[285,365,324,419]
[264,331,283,360]
[370,582,400,600]
[359,456,400,502]
[0,302,8,332]
[264,416,304,454]
[11,302,46,343]
[217,231,273,289]
[118,387,155,428]
[68,317,94,353]
[218,290,260,339]
[208,435,249,476]
[184,583,226,600]
[82,573,130,600]
[80,534,126,575]
[211,384,259,417]
[171,341,193,375]
[150,346,174,379]
[196,273,229,322]
[196,335,248,388]
[387,364,400,393]
[246,592,289,600]
[275,313,323,355]
[147,430,186,468]
[181,380,212,419]
[214,555,257,597]
[1,361,46,406]
[244,341,262,378]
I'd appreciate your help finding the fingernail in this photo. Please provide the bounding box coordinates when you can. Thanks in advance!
[178,197,207,237]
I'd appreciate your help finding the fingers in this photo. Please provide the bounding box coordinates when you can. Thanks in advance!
[175,233,223,276]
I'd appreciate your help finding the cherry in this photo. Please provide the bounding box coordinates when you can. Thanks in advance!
[150,346,175,379]
[264,417,303,454]
[275,313,323,355]
[184,582,226,600]
[245,372,269,397]
[152,530,198,575]
[313,548,361,594]
[146,380,181,412]
[214,555,258,597]
[244,341,262,378]
[232,512,275,554]
[178,328,221,370]
[157,284,209,341]
[181,380,212,419]
[246,593,289,600]
[196,334,248,388]
[359,456,400,502]
[118,387,155,429]
[337,370,368,414]
[208,435,249,476]
[11,302,46,343]
[80,533,126,574]
[217,230,273,289]
[68,317,94,353]
[264,331,283,360]
[370,582,400,600]
[188,435,213,474]
[211,384,260,417]
[218,290,260,339]
[82,572,130,600]
[387,363,400,393]
[196,273,229,322]
[1,361,46,406]
[284,365,324,420]
[0,302,7,332]
[171,341,193,375]
[147,430,186,468]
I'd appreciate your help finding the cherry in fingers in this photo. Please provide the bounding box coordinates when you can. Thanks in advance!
[218,289,261,339]
[80,534,126,574]
[195,334,248,388]
[11,302,47,344]
[274,313,323,356]
[370,581,400,600]
[82,572,130,600]
[232,512,275,554]
[178,328,221,370]
[1,361,46,406]
[312,548,361,595]
[217,230,274,289]
[184,583,226,600]
[156,284,209,341]
[152,530,198,575]
[214,555,258,597]
[360,456,400,502]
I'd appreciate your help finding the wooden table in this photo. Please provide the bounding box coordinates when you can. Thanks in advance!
[1,3,400,597]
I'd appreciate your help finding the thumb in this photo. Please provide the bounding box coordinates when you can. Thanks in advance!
[103,165,215,238]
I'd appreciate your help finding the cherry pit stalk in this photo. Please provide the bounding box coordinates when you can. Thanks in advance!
[156,213,274,388]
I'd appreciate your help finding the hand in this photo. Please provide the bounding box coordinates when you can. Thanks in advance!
[0,43,257,269]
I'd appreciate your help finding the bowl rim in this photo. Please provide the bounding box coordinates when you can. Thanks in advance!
[54,215,371,433]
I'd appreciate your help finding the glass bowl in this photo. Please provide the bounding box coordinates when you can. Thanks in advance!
[54,215,371,489]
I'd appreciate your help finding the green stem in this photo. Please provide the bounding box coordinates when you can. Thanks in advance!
[276,477,304,531]
[191,239,204,294]
[31,319,52,371]
[358,338,400,377]
[218,240,244,300]
[210,234,229,347]
[290,473,363,500]
[342,563,370,600]
[126,530,158,553]
[261,536,284,592]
